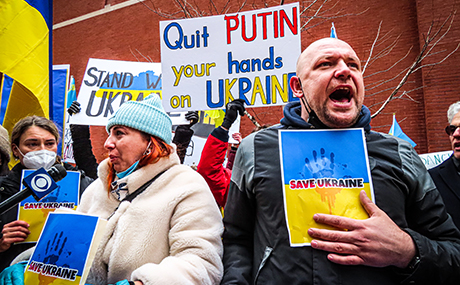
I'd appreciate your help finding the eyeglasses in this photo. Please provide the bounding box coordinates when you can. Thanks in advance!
[445,125,460,136]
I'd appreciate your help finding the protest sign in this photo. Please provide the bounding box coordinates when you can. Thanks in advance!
[17,170,81,243]
[160,3,301,112]
[279,129,374,246]
[418,150,453,169]
[24,210,107,284]
[181,111,240,166]
[69,58,162,126]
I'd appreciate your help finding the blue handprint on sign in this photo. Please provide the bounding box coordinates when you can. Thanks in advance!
[36,231,71,268]
[301,148,351,179]
[30,213,99,276]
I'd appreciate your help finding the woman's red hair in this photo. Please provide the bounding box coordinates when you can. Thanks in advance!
[106,135,174,192]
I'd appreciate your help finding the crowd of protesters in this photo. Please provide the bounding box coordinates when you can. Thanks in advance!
[0,38,460,285]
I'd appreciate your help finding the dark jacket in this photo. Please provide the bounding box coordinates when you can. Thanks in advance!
[429,155,460,229]
[0,162,93,271]
[222,102,460,285]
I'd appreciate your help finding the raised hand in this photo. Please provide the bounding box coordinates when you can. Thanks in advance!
[232,132,242,143]
[67,101,81,116]
[222,99,245,130]
[185,111,199,126]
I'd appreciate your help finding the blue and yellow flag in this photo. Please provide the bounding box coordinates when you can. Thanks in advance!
[389,114,417,147]
[330,22,337,39]
[0,0,53,132]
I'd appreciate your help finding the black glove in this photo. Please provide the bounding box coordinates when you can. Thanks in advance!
[222,99,245,130]
[67,100,81,116]
[185,111,199,127]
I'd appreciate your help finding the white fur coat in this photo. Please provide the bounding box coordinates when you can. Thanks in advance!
[77,152,223,285]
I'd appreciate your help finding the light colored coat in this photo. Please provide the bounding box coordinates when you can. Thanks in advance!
[78,152,223,285]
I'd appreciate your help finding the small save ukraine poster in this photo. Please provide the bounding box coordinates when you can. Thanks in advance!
[24,210,107,284]
[17,170,81,243]
[278,128,374,246]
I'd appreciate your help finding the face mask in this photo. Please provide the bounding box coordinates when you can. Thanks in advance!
[18,149,57,170]
[116,141,152,179]
[116,160,139,179]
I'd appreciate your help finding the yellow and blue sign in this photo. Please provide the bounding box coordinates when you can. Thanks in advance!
[24,211,105,284]
[278,129,374,246]
[17,170,80,243]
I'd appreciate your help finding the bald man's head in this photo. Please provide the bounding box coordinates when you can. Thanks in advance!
[289,38,365,128]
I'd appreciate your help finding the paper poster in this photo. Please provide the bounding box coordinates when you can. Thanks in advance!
[160,3,301,112]
[182,111,240,166]
[279,129,374,246]
[17,170,81,243]
[69,58,162,126]
[24,210,107,284]
[418,150,452,169]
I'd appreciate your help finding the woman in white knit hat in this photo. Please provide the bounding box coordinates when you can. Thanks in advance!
[77,94,223,285]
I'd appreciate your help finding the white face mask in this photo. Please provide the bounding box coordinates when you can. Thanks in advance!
[18,149,57,170]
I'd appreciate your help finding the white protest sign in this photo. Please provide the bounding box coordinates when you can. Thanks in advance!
[160,3,301,112]
[70,58,162,126]
[181,112,240,166]
[418,150,453,170]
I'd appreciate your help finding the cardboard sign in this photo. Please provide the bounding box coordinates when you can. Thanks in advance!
[160,3,301,112]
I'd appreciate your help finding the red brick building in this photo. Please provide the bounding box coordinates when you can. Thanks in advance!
[53,0,460,162]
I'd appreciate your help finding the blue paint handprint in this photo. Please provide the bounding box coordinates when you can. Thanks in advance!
[301,148,351,179]
[38,231,71,267]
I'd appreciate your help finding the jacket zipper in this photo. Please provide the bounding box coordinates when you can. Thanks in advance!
[254,246,273,284]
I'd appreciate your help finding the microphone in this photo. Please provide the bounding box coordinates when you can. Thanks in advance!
[0,164,67,215]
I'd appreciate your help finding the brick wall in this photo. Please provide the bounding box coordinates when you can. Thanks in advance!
[53,0,460,161]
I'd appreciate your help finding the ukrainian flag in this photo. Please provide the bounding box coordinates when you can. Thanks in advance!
[389,114,417,147]
[0,0,52,132]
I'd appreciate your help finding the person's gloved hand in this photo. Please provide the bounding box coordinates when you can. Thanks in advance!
[222,99,245,130]
[67,100,81,116]
[0,261,27,285]
[185,111,199,127]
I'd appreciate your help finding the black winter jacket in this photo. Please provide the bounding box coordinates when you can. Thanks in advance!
[0,162,93,271]
[222,102,460,285]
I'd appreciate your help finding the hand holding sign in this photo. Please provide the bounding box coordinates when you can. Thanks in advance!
[0,220,30,252]
[67,101,81,116]
[222,99,245,130]
[185,111,199,126]
[309,191,416,269]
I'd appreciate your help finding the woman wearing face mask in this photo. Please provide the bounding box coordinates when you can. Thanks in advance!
[0,115,94,271]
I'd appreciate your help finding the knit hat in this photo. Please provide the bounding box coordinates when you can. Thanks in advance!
[0,125,10,163]
[106,94,172,144]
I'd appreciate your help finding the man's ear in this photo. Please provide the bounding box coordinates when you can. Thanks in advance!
[289,76,304,98]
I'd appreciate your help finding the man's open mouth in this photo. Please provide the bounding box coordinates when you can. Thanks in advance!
[329,87,353,103]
